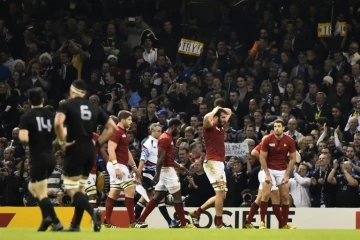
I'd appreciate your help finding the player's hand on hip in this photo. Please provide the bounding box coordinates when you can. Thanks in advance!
[115,168,123,179]
[153,173,160,184]
[134,168,141,180]
[61,140,75,152]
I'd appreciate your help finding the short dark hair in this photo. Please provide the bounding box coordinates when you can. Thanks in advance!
[168,118,181,128]
[274,119,285,126]
[72,79,87,91]
[28,87,44,106]
[118,110,132,120]
[214,98,226,107]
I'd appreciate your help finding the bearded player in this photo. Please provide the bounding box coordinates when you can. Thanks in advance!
[134,119,196,228]
[103,110,141,228]
[259,119,296,229]
[190,106,232,229]
[244,131,282,229]
[69,132,108,227]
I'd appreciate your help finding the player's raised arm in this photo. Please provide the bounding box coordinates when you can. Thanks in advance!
[203,106,219,128]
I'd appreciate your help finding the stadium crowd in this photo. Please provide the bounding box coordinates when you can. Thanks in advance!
[1,0,360,213]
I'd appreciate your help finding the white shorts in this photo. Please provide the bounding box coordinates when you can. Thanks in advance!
[259,168,286,187]
[85,173,96,188]
[107,162,133,187]
[203,160,226,184]
[154,167,180,194]
[258,170,278,191]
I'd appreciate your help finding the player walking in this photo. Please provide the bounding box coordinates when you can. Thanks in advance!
[134,119,196,228]
[244,135,281,229]
[190,106,232,229]
[103,110,141,228]
[135,123,180,228]
[19,87,63,231]
[259,119,296,229]
[54,80,116,232]
[69,132,108,228]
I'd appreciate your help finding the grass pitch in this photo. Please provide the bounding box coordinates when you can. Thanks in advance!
[1,228,359,240]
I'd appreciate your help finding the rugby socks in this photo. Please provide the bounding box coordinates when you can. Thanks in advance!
[195,207,204,217]
[272,204,283,227]
[125,197,136,223]
[246,202,259,224]
[139,199,158,222]
[215,216,223,226]
[73,192,93,224]
[104,197,116,224]
[281,204,290,225]
[135,202,145,219]
[158,202,172,224]
[260,201,268,222]
[39,198,60,224]
[174,203,186,226]
[37,198,47,219]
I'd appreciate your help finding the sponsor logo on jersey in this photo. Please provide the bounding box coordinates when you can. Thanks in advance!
[269,143,275,147]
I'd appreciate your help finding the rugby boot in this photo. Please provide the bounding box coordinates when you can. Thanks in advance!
[216,223,232,229]
[180,223,197,228]
[38,217,53,231]
[189,210,200,228]
[169,219,181,228]
[133,221,148,228]
[62,224,80,232]
[259,221,266,229]
[282,223,297,229]
[93,209,102,232]
[243,222,255,229]
[50,221,64,231]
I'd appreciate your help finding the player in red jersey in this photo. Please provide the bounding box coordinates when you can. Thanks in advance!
[69,132,108,227]
[103,110,141,228]
[189,106,232,229]
[134,119,196,228]
[260,119,297,229]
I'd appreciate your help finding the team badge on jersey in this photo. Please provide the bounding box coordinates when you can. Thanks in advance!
[284,144,287,147]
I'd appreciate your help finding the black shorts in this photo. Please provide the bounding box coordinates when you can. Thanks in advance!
[29,152,56,182]
[142,169,156,192]
[63,140,95,177]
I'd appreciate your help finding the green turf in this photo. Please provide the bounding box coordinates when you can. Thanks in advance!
[0,228,359,240]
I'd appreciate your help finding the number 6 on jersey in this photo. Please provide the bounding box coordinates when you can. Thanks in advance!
[81,105,92,120]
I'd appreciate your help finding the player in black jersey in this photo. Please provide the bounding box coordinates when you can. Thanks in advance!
[54,79,116,232]
[18,87,64,231]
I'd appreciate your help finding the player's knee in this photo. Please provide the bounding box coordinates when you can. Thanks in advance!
[280,193,290,204]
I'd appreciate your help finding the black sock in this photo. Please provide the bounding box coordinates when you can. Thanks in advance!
[39,198,60,224]
[135,202,145,219]
[74,192,94,220]
[38,198,49,219]
[74,206,84,226]
[158,202,172,224]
